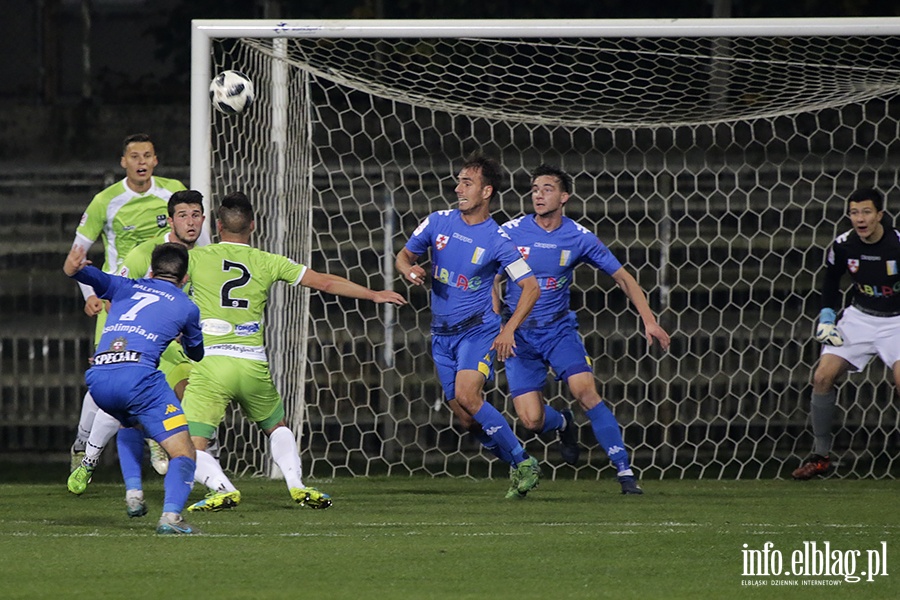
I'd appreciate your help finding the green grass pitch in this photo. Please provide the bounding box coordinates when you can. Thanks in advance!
[0,473,896,599]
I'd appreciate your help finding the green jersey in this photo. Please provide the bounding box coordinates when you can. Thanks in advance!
[187,242,306,361]
[117,231,172,278]
[76,176,186,273]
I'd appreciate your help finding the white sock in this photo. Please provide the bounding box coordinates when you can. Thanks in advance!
[75,391,99,445]
[269,426,304,489]
[194,449,237,493]
[84,409,121,464]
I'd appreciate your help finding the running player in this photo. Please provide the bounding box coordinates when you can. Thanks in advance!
[498,165,670,494]
[395,153,543,499]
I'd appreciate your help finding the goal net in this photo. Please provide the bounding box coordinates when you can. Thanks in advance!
[191,19,900,481]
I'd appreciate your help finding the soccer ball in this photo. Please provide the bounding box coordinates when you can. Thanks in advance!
[209,70,254,115]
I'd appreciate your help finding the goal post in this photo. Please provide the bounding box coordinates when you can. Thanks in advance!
[190,18,900,481]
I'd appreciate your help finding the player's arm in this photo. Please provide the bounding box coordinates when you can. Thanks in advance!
[300,269,407,306]
[396,247,426,286]
[502,274,539,331]
[814,247,846,346]
[180,306,205,362]
[492,260,540,361]
[72,193,107,302]
[63,246,112,298]
[610,267,670,350]
[70,236,105,316]
[492,273,505,315]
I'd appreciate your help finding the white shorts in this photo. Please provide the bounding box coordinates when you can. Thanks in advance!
[823,305,900,371]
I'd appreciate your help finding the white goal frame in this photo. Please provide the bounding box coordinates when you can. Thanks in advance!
[191,17,900,225]
[190,18,900,481]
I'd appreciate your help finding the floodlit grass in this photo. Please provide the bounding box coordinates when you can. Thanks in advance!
[0,474,897,599]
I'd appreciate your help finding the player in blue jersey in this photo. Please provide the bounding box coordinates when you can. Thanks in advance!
[497,165,670,495]
[70,190,207,485]
[396,153,544,499]
[63,242,204,534]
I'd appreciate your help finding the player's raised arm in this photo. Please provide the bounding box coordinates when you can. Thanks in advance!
[63,245,91,277]
[300,269,407,306]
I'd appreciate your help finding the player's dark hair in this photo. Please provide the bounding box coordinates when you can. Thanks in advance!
[462,152,503,200]
[531,164,573,194]
[122,133,153,155]
[847,187,883,212]
[218,191,254,234]
[150,242,189,282]
[167,190,204,217]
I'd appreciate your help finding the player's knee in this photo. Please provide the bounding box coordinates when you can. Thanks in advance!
[518,414,543,432]
[811,369,836,391]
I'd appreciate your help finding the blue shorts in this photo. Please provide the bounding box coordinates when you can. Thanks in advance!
[431,313,500,401]
[85,365,189,442]
[504,312,593,398]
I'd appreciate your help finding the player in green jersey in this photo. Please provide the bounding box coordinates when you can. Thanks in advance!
[68,191,205,498]
[69,134,187,472]
[182,191,407,511]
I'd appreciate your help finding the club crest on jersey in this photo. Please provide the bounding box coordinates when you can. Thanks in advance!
[888,260,898,276]
[436,234,449,250]
[848,258,859,273]
[559,250,572,266]
[471,247,485,265]
[517,246,530,260]
[110,337,127,351]
[157,214,167,228]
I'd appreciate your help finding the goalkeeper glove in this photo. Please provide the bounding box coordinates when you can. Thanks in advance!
[814,308,844,346]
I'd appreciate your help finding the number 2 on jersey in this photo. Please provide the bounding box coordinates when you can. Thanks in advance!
[221,260,251,308]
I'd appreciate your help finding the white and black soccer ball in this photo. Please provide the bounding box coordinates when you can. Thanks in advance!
[209,70,255,115]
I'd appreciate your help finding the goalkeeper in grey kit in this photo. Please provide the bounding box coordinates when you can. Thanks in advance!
[793,187,900,479]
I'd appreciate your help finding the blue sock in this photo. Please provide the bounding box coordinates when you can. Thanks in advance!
[473,402,527,465]
[474,429,514,466]
[116,427,144,491]
[585,402,631,473]
[541,405,565,435]
[162,455,196,514]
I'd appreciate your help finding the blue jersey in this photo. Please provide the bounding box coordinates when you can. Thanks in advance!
[406,209,533,329]
[501,215,622,322]
[72,266,203,371]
